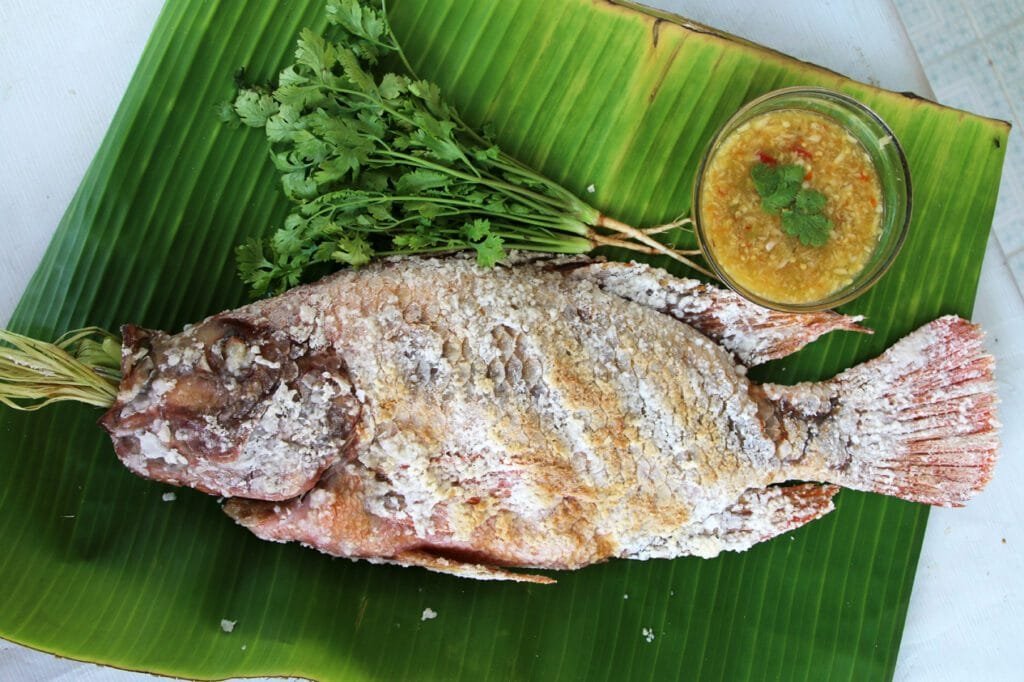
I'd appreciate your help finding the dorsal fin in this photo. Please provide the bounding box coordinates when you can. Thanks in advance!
[564,261,868,365]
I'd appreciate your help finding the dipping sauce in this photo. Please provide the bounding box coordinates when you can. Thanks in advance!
[699,109,883,305]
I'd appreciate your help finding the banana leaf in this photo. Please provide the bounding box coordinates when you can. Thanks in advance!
[0,0,1008,680]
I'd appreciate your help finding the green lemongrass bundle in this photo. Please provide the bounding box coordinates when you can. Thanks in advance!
[0,328,120,411]
[228,0,710,296]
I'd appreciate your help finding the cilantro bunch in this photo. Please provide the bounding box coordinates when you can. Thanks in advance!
[227,0,707,296]
[751,162,833,247]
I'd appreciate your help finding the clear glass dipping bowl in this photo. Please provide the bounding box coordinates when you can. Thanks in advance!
[692,87,912,312]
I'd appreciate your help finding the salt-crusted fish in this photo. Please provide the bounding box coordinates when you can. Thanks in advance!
[98,256,998,583]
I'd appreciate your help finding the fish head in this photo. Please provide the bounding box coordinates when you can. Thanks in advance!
[100,316,361,501]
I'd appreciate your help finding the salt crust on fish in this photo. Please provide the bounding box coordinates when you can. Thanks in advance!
[100,255,998,582]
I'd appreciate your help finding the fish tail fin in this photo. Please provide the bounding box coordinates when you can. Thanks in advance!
[765,316,999,507]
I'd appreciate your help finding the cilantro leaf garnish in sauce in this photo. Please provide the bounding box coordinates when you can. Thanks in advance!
[751,162,834,247]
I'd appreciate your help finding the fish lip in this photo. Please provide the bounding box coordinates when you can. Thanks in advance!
[97,323,151,434]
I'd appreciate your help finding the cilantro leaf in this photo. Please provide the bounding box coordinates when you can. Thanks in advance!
[751,162,833,247]
[314,153,361,184]
[359,171,389,192]
[407,200,445,220]
[236,239,276,296]
[275,66,326,109]
[395,169,450,194]
[281,171,318,200]
[409,80,449,120]
[337,48,376,94]
[294,130,329,163]
[326,0,386,44]
[215,101,240,127]
[379,73,407,101]
[472,145,500,162]
[464,219,491,242]
[473,233,506,267]
[265,106,304,143]
[761,181,800,213]
[751,162,778,197]
[295,28,337,76]
[233,89,279,127]
[781,210,833,247]
[779,163,805,185]
[331,234,374,266]
[752,162,805,213]
[393,226,440,250]
[795,188,827,213]
[270,216,306,257]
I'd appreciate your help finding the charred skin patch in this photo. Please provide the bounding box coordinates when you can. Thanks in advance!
[100,317,361,500]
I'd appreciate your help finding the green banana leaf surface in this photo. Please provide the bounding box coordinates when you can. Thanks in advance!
[0,0,1008,680]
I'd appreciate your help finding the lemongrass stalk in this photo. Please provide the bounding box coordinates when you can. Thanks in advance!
[0,328,121,411]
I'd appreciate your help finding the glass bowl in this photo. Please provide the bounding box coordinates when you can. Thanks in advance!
[692,86,912,312]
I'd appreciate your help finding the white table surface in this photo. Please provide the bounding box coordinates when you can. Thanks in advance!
[1,1,1020,680]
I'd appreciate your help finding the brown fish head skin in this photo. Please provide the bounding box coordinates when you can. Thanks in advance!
[99,316,362,500]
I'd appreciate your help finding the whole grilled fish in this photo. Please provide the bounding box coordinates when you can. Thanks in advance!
[99,256,998,582]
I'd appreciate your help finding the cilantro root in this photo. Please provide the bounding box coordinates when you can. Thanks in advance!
[229,0,711,296]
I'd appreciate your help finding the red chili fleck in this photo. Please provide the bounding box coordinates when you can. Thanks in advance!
[466,496,481,505]
[791,143,813,160]
[757,151,778,165]
[859,172,870,181]
[870,197,878,208]
[804,170,813,181]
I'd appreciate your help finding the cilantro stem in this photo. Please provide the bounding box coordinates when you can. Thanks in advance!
[488,157,594,210]
[306,191,578,231]
[376,151,578,217]
[379,0,420,88]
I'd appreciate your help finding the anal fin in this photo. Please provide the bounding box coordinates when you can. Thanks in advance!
[695,483,839,556]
